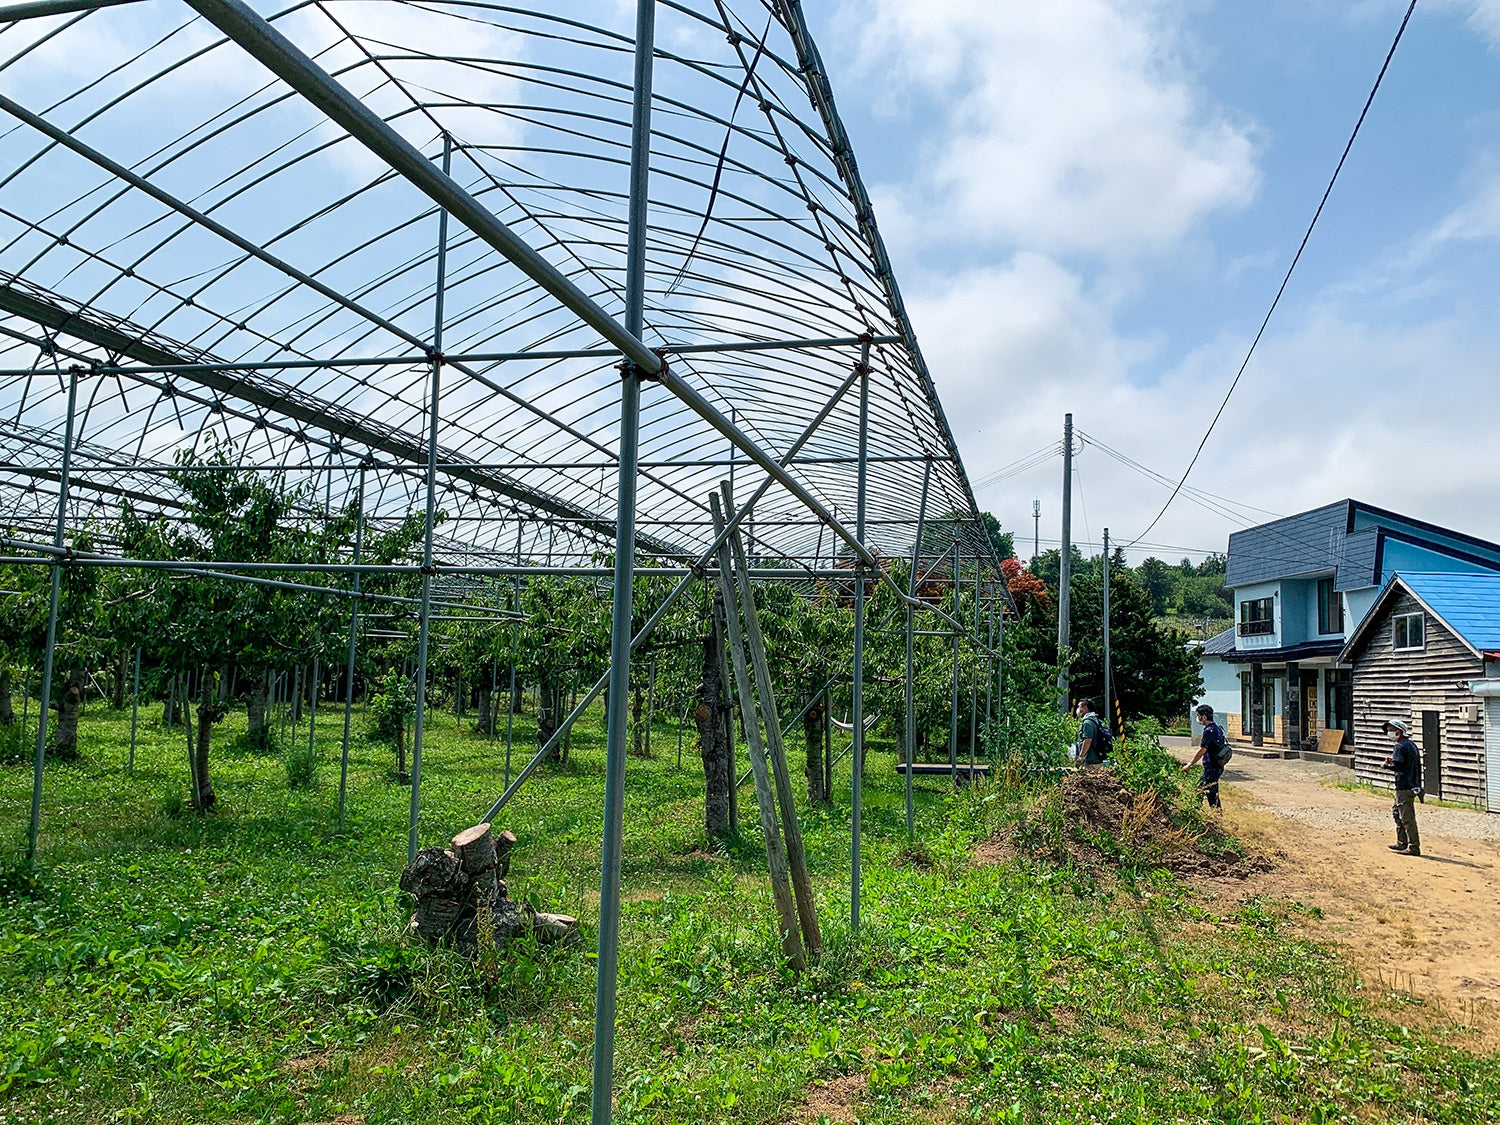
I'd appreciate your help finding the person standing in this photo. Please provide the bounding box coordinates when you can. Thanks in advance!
[1181,703,1228,810]
[1073,698,1106,766]
[1382,719,1422,857]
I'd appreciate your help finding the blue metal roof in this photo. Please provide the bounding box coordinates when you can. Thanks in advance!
[1400,572,1500,654]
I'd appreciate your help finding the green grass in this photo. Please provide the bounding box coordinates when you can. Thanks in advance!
[0,697,1497,1123]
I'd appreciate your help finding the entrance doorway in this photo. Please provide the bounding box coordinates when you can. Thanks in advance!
[1420,710,1442,799]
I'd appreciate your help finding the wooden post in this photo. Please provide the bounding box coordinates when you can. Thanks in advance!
[722,482,821,954]
[709,492,804,970]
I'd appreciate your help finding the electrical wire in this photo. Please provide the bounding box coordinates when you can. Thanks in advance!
[1124,0,1420,548]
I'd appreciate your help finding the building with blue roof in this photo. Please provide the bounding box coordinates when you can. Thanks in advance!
[1195,500,1500,756]
[1338,572,1500,810]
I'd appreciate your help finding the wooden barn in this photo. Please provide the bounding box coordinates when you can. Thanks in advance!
[1339,572,1500,810]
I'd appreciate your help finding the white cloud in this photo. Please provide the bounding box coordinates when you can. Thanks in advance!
[846,0,1258,258]
[916,271,1500,556]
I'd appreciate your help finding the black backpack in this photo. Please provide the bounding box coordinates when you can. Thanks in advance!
[1205,723,1233,766]
[1088,716,1114,759]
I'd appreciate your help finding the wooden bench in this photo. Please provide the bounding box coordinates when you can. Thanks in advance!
[896,761,991,784]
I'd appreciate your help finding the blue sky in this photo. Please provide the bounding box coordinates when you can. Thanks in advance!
[814,0,1500,563]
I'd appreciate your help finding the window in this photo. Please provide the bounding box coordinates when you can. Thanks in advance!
[1238,596,1274,637]
[1317,577,1344,635]
[1393,612,1425,651]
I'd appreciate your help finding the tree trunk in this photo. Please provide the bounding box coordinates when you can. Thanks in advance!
[803,691,828,805]
[0,666,14,726]
[630,673,646,757]
[476,686,493,737]
[52,669,84,759]
[538,680,561,762]
[246,673,271,748]
[194,671,217,811]
[112,652,126,710]
[697,588,734,839]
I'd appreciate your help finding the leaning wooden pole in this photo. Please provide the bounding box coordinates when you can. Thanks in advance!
[709,493,805,971]
[722,482,821,954]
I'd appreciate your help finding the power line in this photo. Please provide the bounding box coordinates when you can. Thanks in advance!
[1125,0,1420,548]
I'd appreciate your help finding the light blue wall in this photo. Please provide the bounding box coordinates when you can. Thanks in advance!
[1234,580,1281,653]
[1193,658,1242,735]
[1345,587,1379,631]
[1280,578,1312,647]
[1379,538,1500,580]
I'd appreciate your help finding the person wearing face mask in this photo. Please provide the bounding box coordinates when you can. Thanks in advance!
[1381,719,1422,857]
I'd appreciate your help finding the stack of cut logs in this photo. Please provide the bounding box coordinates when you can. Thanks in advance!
[399,822,579,949]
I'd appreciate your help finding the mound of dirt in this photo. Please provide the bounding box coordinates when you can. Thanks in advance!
[985,767,1271,879]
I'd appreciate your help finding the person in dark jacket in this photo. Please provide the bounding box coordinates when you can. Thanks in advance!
[1181,703,1227,809]
[1382,719,1422,857]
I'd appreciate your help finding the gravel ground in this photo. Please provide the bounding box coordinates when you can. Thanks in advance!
[1162,735,1500,841]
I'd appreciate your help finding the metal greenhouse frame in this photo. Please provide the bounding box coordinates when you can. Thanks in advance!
[0,1,1010,1119]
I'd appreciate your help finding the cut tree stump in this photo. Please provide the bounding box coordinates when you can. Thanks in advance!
[398,824,578,952]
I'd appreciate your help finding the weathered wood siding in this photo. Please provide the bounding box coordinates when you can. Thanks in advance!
[1350,591,1486,804]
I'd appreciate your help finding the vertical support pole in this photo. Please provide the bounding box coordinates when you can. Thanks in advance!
[307,656,319,771]
[1250,661,1265,747]
[849,340,871,933]
[1102,527,1111,731]
[27,364,77,865]
[408,133,452,864]
[903,460,932,840]
[128,646,141,775]
[505,523,522,788]
[723,483,821,953]
[710,494,804,968]
[591,3,653,1119]
[1285,660,1301,750]
[984,603,995,729]
[949,541,959,786]
[338,462,365,830]
[969,544,980,774]
[1056,412,1073,714]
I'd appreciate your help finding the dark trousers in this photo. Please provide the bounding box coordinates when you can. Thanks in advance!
[1201,760,1223,810]
[1392,788,1420,852]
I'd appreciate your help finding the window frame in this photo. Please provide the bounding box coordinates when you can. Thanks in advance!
[1392,612,1425,652]
[1316,577,1344,635]
[1238,596,1275,637]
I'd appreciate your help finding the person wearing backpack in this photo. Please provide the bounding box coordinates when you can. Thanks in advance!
[1073,698,1111,765]
[1181,703,1230,809]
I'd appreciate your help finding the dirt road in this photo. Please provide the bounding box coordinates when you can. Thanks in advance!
[1163,738,1500,1013]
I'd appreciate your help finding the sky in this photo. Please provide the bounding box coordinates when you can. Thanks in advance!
[812,0,1500,565]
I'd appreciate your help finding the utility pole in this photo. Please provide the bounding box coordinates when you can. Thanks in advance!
[1102,527,1111,730]
[1055,413,1073,715]
[1032,498,1040,563]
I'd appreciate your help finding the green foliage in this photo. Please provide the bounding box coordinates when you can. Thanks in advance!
[3,702,1498,1123]
[1112,716,1184,801]
[284,742,315,789]
[367,668,415,747]
[983,701,1073,781]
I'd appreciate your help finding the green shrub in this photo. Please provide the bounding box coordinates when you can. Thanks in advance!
[983,701,1074,784]
[284,744,315,789]
[1113,716,1182,800]
[0,721,27,765]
